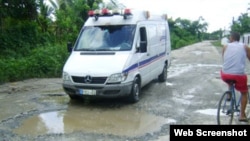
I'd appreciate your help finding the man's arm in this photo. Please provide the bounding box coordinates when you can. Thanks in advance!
[222,45,227,57]
[245,45,250,61]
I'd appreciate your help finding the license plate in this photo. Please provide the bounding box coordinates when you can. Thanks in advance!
[79,89,96,95]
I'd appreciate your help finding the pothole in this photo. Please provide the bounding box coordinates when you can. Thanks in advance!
[13,108,171,137]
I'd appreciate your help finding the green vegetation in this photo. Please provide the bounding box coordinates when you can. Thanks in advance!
[0,44,69,83]
[0,0,248,84]
[231,13,250,34]
[0,0,100,84]
[169,17,208,49]
[211,40,223,48]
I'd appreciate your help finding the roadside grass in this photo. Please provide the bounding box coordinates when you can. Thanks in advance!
[0,44,69,84]
[211,40,222,48]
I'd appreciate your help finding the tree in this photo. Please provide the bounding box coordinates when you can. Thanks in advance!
[54,0,102,42]
[1,0,37,20]
[231,13,250,34]
[193,16,208,41]
[0,0,40,57]
[168,16,208,49]
[37,0,58,33]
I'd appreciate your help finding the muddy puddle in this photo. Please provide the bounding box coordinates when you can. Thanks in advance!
[14,106,171,137]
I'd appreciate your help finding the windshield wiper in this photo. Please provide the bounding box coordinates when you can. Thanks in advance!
[76,48,97,51]
[95,48,111,51]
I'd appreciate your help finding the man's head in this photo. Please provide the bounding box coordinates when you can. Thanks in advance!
[230,32,240,42]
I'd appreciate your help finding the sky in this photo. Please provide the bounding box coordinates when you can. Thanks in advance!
[112,0,250,33]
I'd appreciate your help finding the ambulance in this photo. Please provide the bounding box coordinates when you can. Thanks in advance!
[62,8,171,103]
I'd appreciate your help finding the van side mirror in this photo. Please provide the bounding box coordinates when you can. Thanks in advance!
[67,42,73,52]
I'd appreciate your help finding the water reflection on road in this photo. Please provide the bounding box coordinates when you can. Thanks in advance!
[14,101,176,137]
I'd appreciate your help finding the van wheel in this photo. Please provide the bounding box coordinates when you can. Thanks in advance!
[158,64,167,82]
[128,77,140,103]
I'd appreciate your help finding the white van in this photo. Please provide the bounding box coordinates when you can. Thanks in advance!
[62,8,171,103]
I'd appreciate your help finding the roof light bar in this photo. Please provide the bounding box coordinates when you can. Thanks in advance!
[87,8,133,20]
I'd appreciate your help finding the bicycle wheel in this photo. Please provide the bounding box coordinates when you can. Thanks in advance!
[217,91,235,125]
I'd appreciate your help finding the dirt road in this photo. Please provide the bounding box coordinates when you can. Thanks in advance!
[0,41,249,141]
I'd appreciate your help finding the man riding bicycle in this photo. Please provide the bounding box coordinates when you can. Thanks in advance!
[220,32,250,122]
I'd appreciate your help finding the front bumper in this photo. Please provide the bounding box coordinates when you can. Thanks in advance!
[62,81,133,98]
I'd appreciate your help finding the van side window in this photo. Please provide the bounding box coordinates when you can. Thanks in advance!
[139,27,147,52]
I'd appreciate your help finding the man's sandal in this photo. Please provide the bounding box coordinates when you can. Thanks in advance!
[238,118,249,122]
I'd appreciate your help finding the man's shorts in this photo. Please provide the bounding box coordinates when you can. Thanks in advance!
[220,70,248,93]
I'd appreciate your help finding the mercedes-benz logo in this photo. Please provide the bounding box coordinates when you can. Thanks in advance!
[84,75,92,83]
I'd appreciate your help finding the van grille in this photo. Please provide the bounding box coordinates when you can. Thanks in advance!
[71,76,107,84]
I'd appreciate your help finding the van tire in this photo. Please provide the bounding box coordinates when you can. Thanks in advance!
[158,64,167,82]
[128,77,140,103]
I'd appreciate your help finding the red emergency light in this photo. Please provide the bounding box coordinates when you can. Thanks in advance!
[88,10,94,17]
[102,8,110,15]
[123,8,132,19]
[124,9,132,15]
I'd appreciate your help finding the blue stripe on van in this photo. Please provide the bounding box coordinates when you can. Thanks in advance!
[122,52,166,73]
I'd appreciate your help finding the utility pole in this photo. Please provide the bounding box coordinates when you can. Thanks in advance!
[247,3,250,16]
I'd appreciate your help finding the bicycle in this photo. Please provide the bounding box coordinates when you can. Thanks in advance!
[217,80,250,125]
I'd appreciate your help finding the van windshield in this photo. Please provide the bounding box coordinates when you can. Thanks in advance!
[74,25,136,51]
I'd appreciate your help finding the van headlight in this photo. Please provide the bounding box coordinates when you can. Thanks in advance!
[63,72,71,82]
[107,73,128,83]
